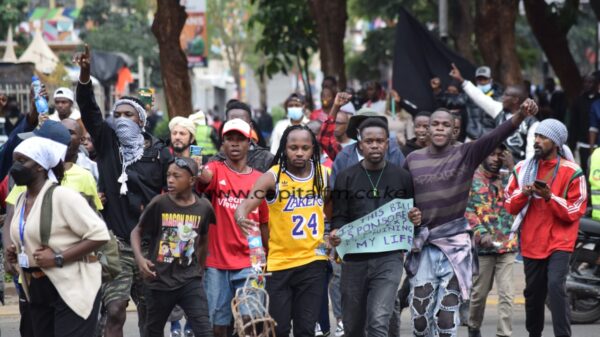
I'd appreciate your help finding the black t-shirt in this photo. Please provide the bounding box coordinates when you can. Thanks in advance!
[139,194,214,290]
[332,161,414,260]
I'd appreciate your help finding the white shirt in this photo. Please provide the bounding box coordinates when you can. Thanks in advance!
[462,80,538,159]
[269,117,310,155]
[49,108,81,121]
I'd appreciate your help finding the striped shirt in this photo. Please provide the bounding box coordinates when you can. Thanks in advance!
[405,120,516,229]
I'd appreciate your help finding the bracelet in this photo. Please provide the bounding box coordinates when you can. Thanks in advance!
[235,216,246,224]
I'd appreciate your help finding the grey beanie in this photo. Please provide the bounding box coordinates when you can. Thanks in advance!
[535,118,567,148]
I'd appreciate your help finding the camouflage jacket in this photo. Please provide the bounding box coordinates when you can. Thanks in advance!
[465,167,518,255]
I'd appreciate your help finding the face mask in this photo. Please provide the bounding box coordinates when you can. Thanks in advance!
[10,162,35,186]
[477,83,492,93]
[287,107,304,121]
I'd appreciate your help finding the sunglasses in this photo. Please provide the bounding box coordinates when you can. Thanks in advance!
[168,158,196,176]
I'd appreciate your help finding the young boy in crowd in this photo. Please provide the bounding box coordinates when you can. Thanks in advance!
[131,157,215,337]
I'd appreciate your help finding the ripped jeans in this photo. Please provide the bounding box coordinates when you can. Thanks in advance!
[409,245,461,337]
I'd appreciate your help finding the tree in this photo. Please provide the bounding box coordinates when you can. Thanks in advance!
[0,0,28,40]
[152,0,192,117]
[251,0,318,108]
[448,0,475,64]
[307,0,348,89]
[523,0,582,101]
[474,0,522,85]
[80,11,161,86]
[207,0,255,100]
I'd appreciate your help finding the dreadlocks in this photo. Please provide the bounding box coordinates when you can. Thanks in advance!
[270,124,325,198]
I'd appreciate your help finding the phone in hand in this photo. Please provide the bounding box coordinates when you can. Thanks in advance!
[534,179,547,189]
[190,145,203,168]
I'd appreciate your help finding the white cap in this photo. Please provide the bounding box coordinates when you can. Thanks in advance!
[222,118,251,138]
[53,87,74,102]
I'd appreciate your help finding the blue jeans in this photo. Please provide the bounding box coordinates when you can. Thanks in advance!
[409,245,461,337]
[204,267,254,326]
[341,252,404,337]
[329,261,342,319]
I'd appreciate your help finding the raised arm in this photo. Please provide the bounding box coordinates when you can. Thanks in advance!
[449,63,502,118]
[74,44,108,152]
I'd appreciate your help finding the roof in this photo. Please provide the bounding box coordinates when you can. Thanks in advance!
[29,7,80,21]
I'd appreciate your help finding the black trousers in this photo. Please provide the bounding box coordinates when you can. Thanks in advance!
[144,280,212,337]
[28,276,101,337]
[523,251,571,337]
[266,260,327,337]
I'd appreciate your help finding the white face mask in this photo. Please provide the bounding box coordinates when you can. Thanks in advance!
[287,107,304,121]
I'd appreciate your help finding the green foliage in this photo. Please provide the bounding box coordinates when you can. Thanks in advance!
[250,0,318,78]
[270,105,286,125]
[347,27,395,83]
[348,0,436,21]
[76,0,111,26]
[79,10,161,86]
[0,0,28,40]
[153,115,170,141]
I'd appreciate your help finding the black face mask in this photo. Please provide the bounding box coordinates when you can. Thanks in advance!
[10,162,35,186]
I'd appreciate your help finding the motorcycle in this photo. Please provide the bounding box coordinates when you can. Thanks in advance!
[565,216,600,324]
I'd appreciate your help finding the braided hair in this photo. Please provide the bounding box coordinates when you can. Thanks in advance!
[270,124,325,198]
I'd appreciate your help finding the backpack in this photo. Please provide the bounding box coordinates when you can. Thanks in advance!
[38,184,122,282]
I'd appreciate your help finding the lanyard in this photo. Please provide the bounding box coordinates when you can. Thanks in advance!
[19,194,28,248]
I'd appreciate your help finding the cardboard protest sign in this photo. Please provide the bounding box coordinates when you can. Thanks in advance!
[335,199,414,260]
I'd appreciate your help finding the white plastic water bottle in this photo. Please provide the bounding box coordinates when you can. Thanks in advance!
[247,226,266,270]
[31,76,48,114]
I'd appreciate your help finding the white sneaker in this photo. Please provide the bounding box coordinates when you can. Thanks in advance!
[335,321,344,337]
[315,323,324,337]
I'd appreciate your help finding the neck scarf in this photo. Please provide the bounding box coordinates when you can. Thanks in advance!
[509,119,573,236]
[14,137,67,183]
[109,99,148,195]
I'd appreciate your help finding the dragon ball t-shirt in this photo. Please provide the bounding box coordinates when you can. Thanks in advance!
[139,193,214,290]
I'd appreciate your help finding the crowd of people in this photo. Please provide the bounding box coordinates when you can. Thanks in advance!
[0,43,593,337]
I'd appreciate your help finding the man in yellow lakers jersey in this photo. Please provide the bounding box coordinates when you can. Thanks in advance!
[235,124,329,337]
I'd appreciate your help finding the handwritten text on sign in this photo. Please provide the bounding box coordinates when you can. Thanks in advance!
[336,199,414,260]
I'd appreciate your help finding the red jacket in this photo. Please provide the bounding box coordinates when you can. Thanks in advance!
[505,158,587,259]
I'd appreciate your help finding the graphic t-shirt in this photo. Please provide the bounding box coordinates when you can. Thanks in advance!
[199,161,269,270]
[139,194,214,290]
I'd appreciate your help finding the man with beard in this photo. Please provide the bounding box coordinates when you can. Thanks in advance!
[404,95,538,336]
[465,145,517,337]
[401,111,431,156]
[75,45,172,337]
[329,118,421,337]
[450,64,539,162]
[505,119,586,337]
[169,116,196,158]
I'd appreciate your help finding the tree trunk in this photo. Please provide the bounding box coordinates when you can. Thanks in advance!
[474,0,522,86]
[308,0,347,90]
[449,0,475,64]
[523,0,581,101]
[151,0,193,118]
[258,71,267,111]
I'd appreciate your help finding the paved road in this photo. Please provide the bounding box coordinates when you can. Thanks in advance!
[1,305,600,337]
[1,264,599,336]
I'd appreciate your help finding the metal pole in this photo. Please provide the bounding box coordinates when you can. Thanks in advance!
[138,55,145,88]
[439,0,448,43]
